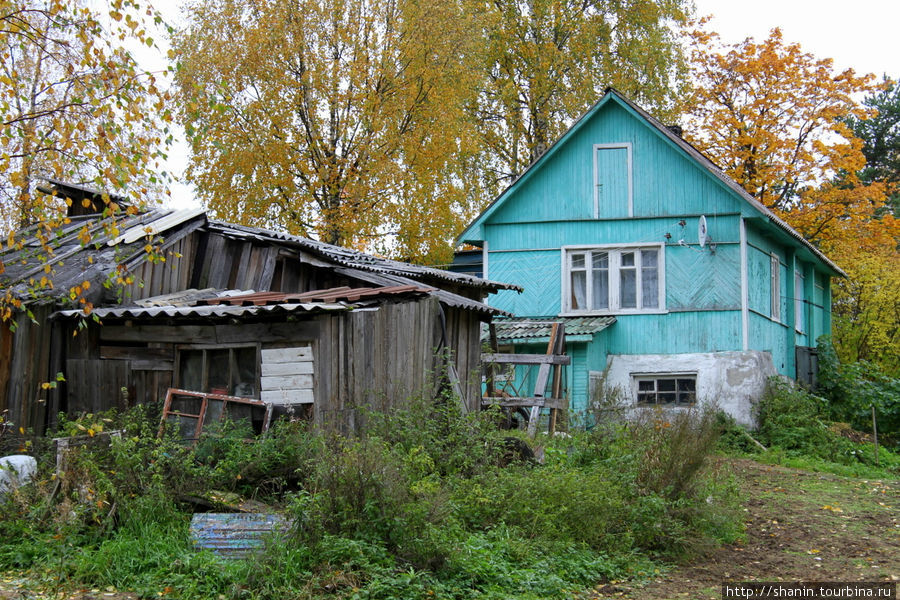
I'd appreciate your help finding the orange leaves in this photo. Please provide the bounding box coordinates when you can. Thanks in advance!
[686,27,899,371]
[686,27,882,215]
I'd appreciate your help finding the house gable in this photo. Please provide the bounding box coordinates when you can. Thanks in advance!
[459,89,844,280]
[460,92,747,243]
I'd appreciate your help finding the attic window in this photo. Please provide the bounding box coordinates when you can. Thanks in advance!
[634,375,696,406]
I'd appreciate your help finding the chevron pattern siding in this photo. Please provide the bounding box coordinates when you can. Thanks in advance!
[488,250,561,315]
[666,246,740,310]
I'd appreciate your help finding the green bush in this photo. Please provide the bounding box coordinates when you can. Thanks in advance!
[817,338,900,441]
[754,376,900,473]
[0,395,740,599]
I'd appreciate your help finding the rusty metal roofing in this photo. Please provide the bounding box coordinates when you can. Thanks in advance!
[489,316,616,342]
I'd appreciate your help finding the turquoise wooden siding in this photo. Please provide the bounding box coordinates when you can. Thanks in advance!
[750,312,791,373]
[488,250,561,316]
[747,246,771,315]
[484,214,740,251]
[603,311,742,354]
[596,146,629,217]
[666,245,740,310]
[464,91,839,398]
[485,102,745,227]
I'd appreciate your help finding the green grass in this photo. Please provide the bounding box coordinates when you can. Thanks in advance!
[0,402,741,599]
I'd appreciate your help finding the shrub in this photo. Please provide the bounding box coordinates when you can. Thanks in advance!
[755,377,900,472]
[817,338,900,442]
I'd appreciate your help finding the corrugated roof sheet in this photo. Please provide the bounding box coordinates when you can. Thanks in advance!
[54,285,448,320]
[197,285,432,306]
[55,300,349,320]
[489,316,616,341]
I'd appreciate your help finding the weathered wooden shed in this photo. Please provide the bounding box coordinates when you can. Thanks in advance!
[0,181,514,433]
[53,286,474,433]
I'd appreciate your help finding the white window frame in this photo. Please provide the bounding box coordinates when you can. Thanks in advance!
[560,243,666,316]
[593,143,633,218]
[795,269,805,333]
[770,253,781,322]
[633,373,697,406]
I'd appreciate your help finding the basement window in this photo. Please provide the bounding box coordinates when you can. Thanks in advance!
[634,375,696,406]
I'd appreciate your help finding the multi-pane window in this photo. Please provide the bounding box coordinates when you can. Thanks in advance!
[177,345,259,398]
[635,375,696,406]
[566,247,661,313]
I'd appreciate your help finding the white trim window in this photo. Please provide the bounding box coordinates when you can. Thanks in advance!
[795,269,805,333]
[563,245,664,314]
[770,253,781,322]
[635,374,696,406]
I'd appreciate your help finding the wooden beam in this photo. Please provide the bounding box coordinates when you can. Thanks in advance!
[481,353,570,365]
[481,397,567,410]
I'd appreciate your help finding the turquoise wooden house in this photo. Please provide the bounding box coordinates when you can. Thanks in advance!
[456,89,843,425]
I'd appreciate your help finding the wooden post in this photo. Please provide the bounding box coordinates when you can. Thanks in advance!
[547,325,565,435]
[485,323,498,399]
[872,405,879,467]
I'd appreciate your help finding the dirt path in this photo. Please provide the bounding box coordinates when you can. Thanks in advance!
[589,458,900,599]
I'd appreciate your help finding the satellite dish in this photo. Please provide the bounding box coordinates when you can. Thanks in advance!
[698,215,708,248]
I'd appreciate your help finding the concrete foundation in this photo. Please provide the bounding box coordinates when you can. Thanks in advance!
[602,350,776,426]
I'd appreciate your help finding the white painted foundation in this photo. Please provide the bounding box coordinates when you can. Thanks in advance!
[602,350,776,426]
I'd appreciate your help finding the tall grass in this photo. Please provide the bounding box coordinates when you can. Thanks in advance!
[0,397,740,599]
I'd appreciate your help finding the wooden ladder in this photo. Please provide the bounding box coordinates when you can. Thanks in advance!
[482,322,569,437]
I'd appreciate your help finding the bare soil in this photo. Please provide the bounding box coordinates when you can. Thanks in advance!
[588,458,900,599]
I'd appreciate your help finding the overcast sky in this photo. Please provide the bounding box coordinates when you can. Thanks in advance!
[693,0,898,79]
[151,0,899,210]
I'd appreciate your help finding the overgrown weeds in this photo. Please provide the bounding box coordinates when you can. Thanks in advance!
[718,372,900,478]
[0,396,739,599]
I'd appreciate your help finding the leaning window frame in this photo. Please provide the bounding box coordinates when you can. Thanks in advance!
[174,343,262,399]
[560,243,666,316]
[770,253,781,322]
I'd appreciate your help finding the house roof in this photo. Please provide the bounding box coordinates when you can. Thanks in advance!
[54,285,440,321]
[35,177,130,209]
[208,221,520,293]
[488,316,616,344]
[1,201,515,314]
[456,88,845,277]
[0,207,206,300]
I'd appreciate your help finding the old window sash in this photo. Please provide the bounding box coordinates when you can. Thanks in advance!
[176,344,260,398]
[770,253,781,322]
[634,374,696,406]
[562,244,664,315]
